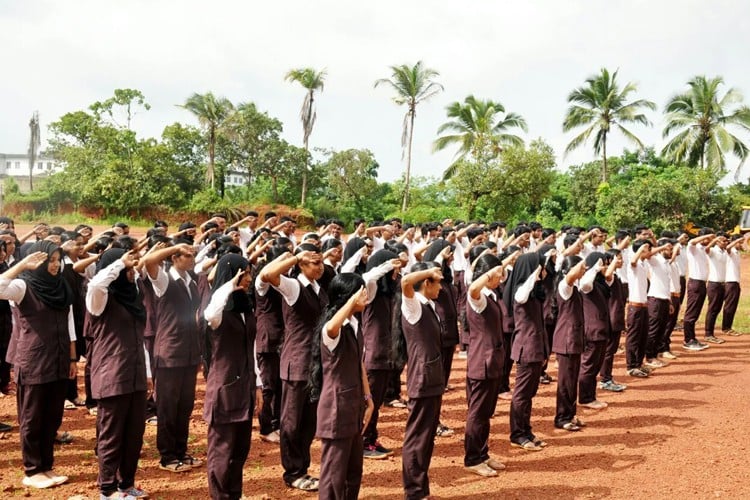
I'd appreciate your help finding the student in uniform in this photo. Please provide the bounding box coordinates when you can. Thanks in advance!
[682,229,714,351]
[0,242,76,489]
[721,235,747,335]
[504,252,548,451]
[704,232,728,344]
[644,239,676,368]
[625,239,653,378]
[400,262,445,500]
[203,254,256,500]
[464,254,511,477]
[552,256,588,431]
[142,242,204,472]
[86,248,149,500]
[598,249,627,392]
[259,245,327,492]
[310,273,375,500]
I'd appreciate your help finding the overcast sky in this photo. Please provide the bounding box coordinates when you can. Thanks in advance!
[2,0,749,182]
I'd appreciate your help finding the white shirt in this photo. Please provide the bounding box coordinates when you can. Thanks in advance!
[272,273,320,306]
[514,267,541,304]
[86,259,126,316]
[669,261,681,294]
[322,316,359,352]
[204,279,245,330]
[674,243,687,276]
[646,254,671,300]
[558,279,575,302]
[580,242,605,260]
[468,287,497,314]
[150,265,195,299]
[726,248,741,283]
[401,291,437,325]
[0,277,76,341]
[707,247,727,283]
[617,247,631,284]
[627,260,649,303]
[686,243,709,281]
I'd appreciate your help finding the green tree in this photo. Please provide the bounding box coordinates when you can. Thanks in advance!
[662,75,750,175]
[433,95,527,179]
[285,67,326,206]
[320,148,379,216]
[563,68,655,183]
[180,92,234,190]
[375,61,443,211]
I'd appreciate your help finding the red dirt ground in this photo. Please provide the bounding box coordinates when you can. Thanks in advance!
[0,228,749,499]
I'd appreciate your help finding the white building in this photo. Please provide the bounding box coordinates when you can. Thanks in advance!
[0,152,63,192]
[225,166,250,187]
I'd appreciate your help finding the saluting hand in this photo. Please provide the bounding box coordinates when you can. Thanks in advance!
[21,251,47,271]
[120,250,139,268]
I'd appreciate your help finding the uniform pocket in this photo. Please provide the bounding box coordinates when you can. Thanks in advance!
[421,354,443,390]
[215,375,251,423]
[333,385,361,437]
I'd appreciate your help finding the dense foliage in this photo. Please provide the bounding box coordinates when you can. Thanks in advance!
[8,83,749,232]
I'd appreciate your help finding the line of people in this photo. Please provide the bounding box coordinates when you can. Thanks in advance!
[0,213,744,500]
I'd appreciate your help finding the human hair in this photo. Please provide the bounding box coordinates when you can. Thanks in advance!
[321,238,342,253]
[246,210,259,218]
[410,261,439,292]
[308,272,365,402]
[154,220,169,229]
[632,238,651,253]
[472,253,501,282]
[60,231,81,243]
[112,235,137,251]
[264,211,277,220]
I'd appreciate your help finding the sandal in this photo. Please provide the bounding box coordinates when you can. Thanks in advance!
[558,422,580,432]
[55,431,74,444]
[72,398,86,407]
[159,460,192,473]
[64,400,77,410]
[510,439,543,451]
[288,474,319,491]
[181,454,203,468]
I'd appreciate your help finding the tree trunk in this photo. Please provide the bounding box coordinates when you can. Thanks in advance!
[601,136,608,184]
[208,126,216,190]
[402,109,415,212]
[301,136,309,206]
[272,176,279,203]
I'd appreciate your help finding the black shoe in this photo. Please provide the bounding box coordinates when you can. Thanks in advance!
[0,422,11,432]
[540,372,553,385]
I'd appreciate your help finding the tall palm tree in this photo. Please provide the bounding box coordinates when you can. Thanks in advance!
[285,67,326,206]
[662,75,750,175]
[180,92,234,190]
[433,95,527,179]
[375,61,443,211]
[563,68,655,183]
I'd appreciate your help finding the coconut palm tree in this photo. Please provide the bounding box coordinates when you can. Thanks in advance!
[285,67,326,206]
[180,92,234,189]
[563,68,655,183]
[662,75,750,175]
[375,61,443,211]
[433,95,527,179]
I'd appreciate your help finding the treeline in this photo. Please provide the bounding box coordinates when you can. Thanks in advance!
[8,77,750,232]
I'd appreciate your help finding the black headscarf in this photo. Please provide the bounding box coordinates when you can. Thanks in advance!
[343,237,368,275]
[503,252,545,311]
[366,249,398,297]
[20,240,72,310]
[96,249,146,319]
[212,253,251,314]
[423,239,454,285]
[585,251,611,299]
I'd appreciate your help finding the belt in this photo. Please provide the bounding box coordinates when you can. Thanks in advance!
[628,302,647,308]
[671,293,680,297]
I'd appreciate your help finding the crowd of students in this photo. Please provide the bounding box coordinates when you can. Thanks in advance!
[0,213,744,500]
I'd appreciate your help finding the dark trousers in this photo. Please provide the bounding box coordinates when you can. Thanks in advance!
[207,420,253,500]
[498,331,514,394]
[441,345,455,388]
[97,391,146,495]
[319,434,363,500]
[455,272,470,347]
[0,345,10,390]
[257,352,281,435]
[155,365,197,464]
[683,279,707,342]
[363,369,389,446]
[280,379,317,484]
[626,305,648,370]
[84,337,96,408]
[679,276,687,306]
[464,377,500,467]
[17,379,67,476]
[402,395,441,500]
[509,361,542,443]
[555,353,580,426]
[384,368,403,403]
[705,282,725,337]
[646,297,670,359]
[599,328,621,382]
[722,282,741,331]
[661,295,681,353]
[144,336,157,419]
[579,340,606,404]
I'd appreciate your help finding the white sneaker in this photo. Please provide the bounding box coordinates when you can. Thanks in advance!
[581,400,608,410]
[644,358,666,369]
[660,351,678,360]
[260,430,280,444]
[44,470,68,485]
[457,350,468,360]
[22,472,57,489]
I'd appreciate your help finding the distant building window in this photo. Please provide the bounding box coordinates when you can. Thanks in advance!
[15,161,20,169]
[38,162,43,170]
[47,162,52,170]
[5,162,9,169]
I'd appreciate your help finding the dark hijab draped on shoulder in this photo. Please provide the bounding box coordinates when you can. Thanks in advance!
[211,253,251,314]
[585,251,611,299]
[96,248,146,320]
[20,240,72,310]
[503,251,545,311]
[366,249,398,297]
[422,239,454,285]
